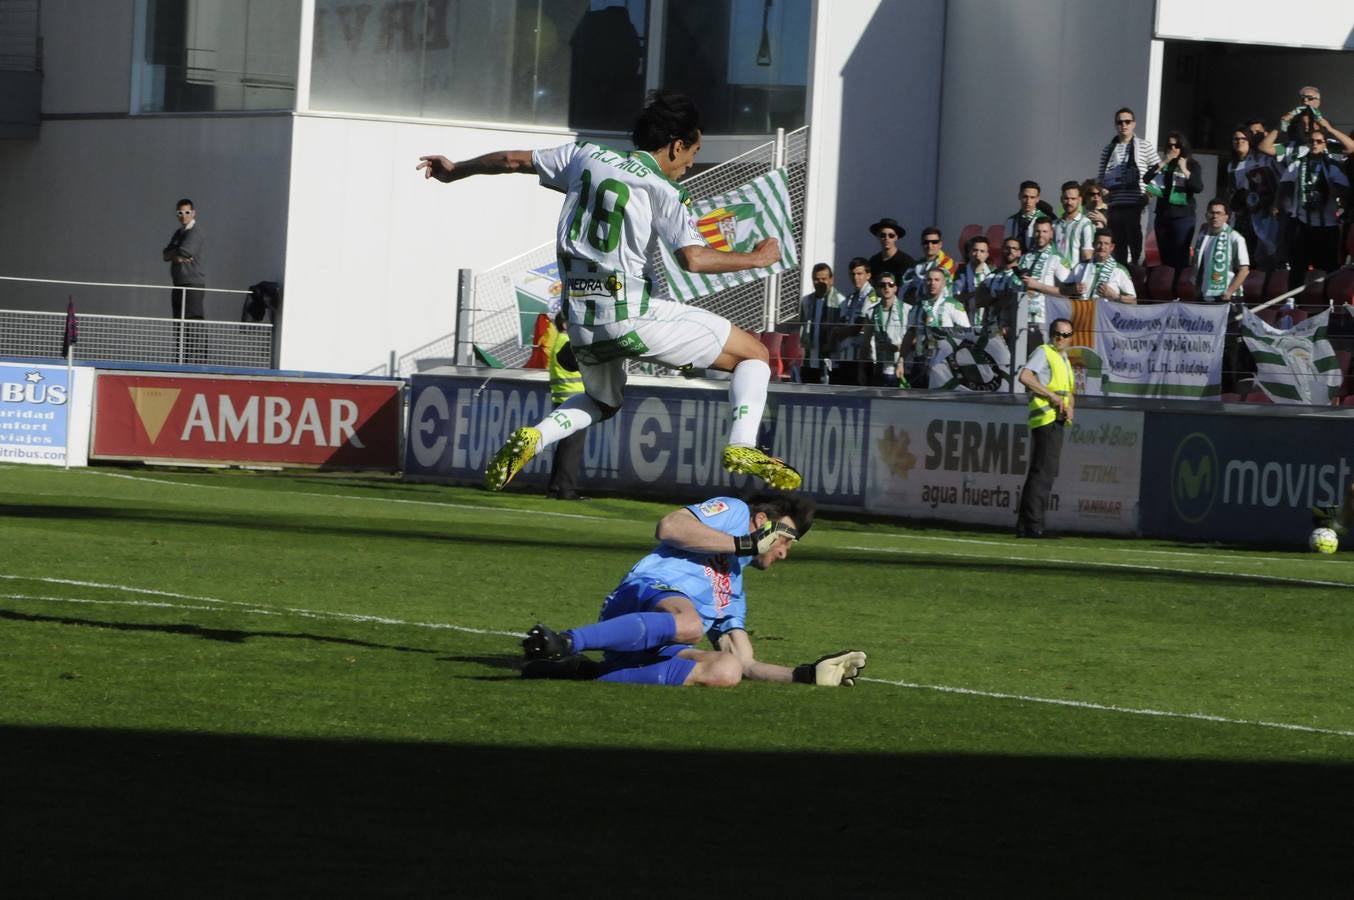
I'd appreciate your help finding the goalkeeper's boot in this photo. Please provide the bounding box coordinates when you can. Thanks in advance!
[522,655,600,680]
[722,445,802,490]
[484,426,541,491]
[522,623,574,661]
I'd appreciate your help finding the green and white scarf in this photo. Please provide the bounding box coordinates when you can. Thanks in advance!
[1088,258,1119,298]
[1144,161,1189,206]
[1298,156,1330,212]
[1194,226,1238,298]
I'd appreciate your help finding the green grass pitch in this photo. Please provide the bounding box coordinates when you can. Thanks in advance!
[3,463,1353,894]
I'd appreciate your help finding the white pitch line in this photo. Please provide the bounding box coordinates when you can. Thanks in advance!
[4,573,1352,739]
[844,544,1354,589]
[80,469,607,521]
[861,676,1354,738]
[0,574,523,638]
[874,532,1325,566]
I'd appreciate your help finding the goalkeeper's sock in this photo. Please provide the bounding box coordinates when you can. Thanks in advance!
[727,358,770,447]
[566,613,677,653]
[535,394,606,447]
[596,655,697,686]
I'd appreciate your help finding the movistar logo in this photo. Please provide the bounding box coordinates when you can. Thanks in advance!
[1170,431,1218,523]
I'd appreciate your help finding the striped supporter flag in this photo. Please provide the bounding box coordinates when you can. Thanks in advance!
[1240,307,1342,404]
[658,168,799,302]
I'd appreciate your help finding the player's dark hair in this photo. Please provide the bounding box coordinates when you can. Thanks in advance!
[921,226,942,240]
[1093,228,1115,243]
[1060,180,1081,194]
[176,198,194,209]
[632,90,702,151]
[848,256,870,272]
[967,234,988,253]
[812,262,832,276]
[747,491,816,537]
[1019,180,1040,194]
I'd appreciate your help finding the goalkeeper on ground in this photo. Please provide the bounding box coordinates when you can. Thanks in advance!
[522,491,867,688]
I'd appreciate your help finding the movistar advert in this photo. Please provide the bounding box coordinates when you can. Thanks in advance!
[0,363,94,467]
[1139,411,1353,544]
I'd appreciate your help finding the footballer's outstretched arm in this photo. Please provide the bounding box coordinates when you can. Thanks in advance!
[676,239,780,275]
[416,150,536,183]
[717,630,867,686]
[718,629,794,683]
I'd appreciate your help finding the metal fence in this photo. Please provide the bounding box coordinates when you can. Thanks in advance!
[0,308,274,367]
[394,127,810,376]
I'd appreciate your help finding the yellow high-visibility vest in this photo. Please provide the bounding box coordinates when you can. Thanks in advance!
[1028,343,1074,429]
[547,331,584,406]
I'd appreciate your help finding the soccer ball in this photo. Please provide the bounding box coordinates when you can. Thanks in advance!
[1309,527,1339,555]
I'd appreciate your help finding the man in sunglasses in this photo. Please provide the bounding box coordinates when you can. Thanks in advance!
[1015,318,1076,539]
[901,226,957,302]
[1097,107,1160,266]
[1278,128,1351,291]
[520,491,867,688]
[162,198,207,361]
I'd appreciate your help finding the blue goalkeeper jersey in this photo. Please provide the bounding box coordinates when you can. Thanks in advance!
[619,496,752,636]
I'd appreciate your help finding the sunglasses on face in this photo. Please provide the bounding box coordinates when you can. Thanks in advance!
[1116,119,1134,125]
[922,239,941,245]
[1052,331,1074,339]
[879,282,897,289]
[878,232,897,239]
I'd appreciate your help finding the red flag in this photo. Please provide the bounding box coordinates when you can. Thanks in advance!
[61,296,78,356]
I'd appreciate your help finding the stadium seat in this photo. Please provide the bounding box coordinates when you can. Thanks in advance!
[958,224,983,252]
[1130,265,1149,300]
[1240,270,1268,302]
[758,331,784,381]
[1142,229,1161,268]
[1175,268,1198,301]
[1325,269,1354,305]
[1246,391,1274,403]
[1298,278,1327,313]
[780,331,804,382]
[1285,308,1308,326]
[1338,350,1353,397]
[1219,392,1242,403]
[1259,271,1287,301]
[985,224,1006,252]
[1343,394,1354,407]
[1256,307,1278,327]
[1146,266,1176,301]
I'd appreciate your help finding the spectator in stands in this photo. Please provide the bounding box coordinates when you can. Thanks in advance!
[1055,181,1095,264]
[977,236,1024,339]
[831,257,876,386]
[1191,199,1250,302]
[1016,219,1071,348]
[952,235,993,324]
[900,268,970,388]
[1098,107,1160,265]
[162,197,207,362]
[1142,132,1204,270]
[1081,179,1110,232]
[864,273,906,387]
[866,217,915,287]
[798,262,841,385]
[1065,230,1136,303]
[1005,181,1053,253]
[1227,124,1284,269]
[901,227,957,302]
[1279,129,1351,290]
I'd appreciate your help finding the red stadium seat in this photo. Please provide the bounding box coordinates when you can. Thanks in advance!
[1338,351,1353,397]
[1219,392,1242,403]
[758,331,784,381]
[958,224,983,253]
[1142,229,1161,268]
[1246,391,1274,403]
[780,332,804,382]
[1298,278,1327,313]
[1325,269,1354,305]
[1256,307,1278,327]
[1343,394,1354,407]
[1240,270,1268,302]
[1175,268,1198,301]
[1146,266,1176,301]
[985,224,1006,252]
[1260,271,1288,301]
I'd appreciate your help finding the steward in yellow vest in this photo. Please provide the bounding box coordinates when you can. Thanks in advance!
[1015,318,1076,538]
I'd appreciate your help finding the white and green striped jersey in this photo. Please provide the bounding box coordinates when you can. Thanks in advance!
[1054,212,1095,263]
[533,141,704,325]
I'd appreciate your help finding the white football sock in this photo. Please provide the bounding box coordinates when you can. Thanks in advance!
[535,394,604,447]
[727,358,770,447]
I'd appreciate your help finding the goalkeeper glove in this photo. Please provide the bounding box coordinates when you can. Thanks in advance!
[792,650,868,686]
[733,520,799,556]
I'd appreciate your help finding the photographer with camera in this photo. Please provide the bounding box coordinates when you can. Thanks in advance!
[1278,126,1350,291]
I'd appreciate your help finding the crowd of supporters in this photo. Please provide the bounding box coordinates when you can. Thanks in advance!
[790,87,1353,390]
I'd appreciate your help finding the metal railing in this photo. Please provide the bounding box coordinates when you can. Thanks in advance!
[0,276,273,367]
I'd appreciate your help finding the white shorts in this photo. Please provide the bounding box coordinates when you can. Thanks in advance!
[568,297,733,408]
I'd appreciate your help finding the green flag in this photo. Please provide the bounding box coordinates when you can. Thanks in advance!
[1240,308,1341,404]
[658,168,798,302]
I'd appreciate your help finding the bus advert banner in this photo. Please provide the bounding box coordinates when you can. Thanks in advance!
[92,372,402,468]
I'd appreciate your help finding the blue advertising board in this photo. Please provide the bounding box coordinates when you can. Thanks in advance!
[1140,410,1354,545]
[405,373,870,507]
